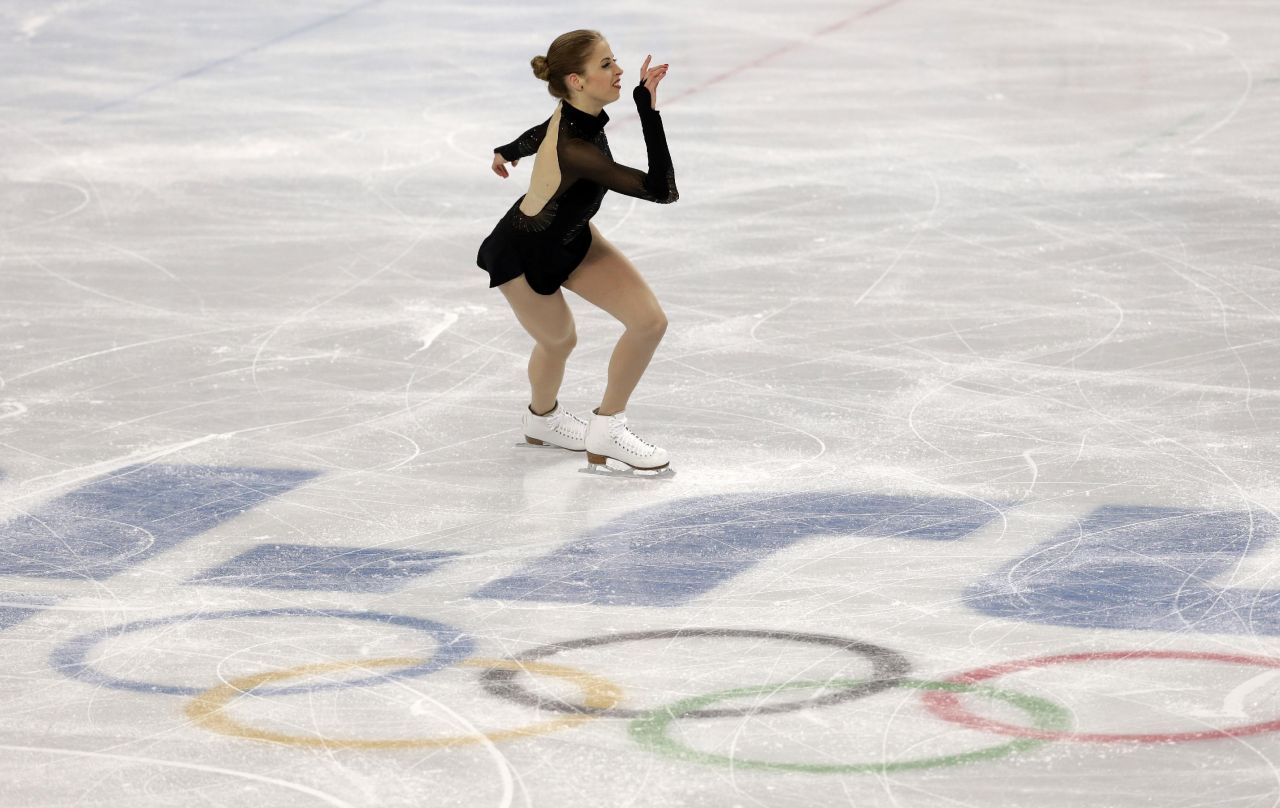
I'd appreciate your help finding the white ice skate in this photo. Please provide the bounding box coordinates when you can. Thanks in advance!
[582,409,673,476]
[520,401,587,452]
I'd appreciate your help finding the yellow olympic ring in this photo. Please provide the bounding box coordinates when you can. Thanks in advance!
[185,656,623,749]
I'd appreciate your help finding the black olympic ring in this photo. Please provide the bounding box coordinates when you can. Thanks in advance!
[478,628,911,719]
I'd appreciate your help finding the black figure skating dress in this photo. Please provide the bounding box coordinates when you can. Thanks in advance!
[476,81,679,294]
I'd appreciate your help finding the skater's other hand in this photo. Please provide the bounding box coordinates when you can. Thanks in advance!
[492,151,518,178]
[639,54,669,110]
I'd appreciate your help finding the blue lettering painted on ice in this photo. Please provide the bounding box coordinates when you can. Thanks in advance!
[475,492,1003,606]
[966,505,1280,635]
[0,464,318,580]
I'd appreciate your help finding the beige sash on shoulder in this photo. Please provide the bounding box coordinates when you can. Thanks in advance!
[518,100,563,219]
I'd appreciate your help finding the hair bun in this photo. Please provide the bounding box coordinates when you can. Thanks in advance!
[530,55,550,81]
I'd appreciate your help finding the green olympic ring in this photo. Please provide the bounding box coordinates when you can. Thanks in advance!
[628,678,1071,773]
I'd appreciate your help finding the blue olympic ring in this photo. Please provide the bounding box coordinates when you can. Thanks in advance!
[50,608,474,696]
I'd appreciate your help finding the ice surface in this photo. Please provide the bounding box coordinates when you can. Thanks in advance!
[3,0,1280,805]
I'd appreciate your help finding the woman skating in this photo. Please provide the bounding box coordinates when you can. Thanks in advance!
[476,29,677,472]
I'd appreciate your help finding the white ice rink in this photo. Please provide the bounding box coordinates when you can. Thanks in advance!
[3,0,1280,805]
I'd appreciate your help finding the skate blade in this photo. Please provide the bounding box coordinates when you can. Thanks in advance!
[579,461,676,480]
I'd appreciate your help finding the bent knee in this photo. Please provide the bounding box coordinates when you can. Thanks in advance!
[628,310,668,341]
[539,329,577,356]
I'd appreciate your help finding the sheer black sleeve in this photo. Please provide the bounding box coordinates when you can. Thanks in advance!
[494,117,552,161]
[560,83,679,204]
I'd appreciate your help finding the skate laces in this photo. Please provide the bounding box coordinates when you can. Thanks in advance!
[607,413,654,452]
[535,405,585,435]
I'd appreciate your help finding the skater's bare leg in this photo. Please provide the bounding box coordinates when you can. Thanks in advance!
[563,223,667,416]
[498,275,577,415]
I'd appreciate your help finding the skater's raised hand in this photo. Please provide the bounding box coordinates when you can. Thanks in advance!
[638,55,669,110]
[492,151,518,179]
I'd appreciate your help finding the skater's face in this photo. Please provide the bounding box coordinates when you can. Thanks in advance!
[569,39,624,105]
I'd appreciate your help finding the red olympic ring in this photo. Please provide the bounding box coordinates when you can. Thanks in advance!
[922,650,1280,743]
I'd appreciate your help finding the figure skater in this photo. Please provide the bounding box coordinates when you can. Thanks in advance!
[477,29,677,472]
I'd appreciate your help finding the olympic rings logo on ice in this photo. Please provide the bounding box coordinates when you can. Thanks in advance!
[49,610,1280,772]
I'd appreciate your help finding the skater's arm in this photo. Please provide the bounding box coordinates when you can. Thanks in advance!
[560,83,678,204]
[494,117,552,162]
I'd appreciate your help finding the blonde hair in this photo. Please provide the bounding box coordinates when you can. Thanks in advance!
[530,29,603,100]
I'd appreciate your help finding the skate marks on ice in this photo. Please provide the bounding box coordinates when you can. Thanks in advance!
[46,616,1280,779]
[9,469,1278,636]
[478,628,911,719]
[967,505,1280,635]
[7,467,1280,795]
[477,492,1280,639]
[0,179,91,233]
[183,655,625,751]
[0,744,359,808]
[50,608,473,696]
[59,0,388,124]
[406,304,486,359]
[474,491,1000,606]
[0,464,318,580]
[0,592,60,631]
[186,543,461,593]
